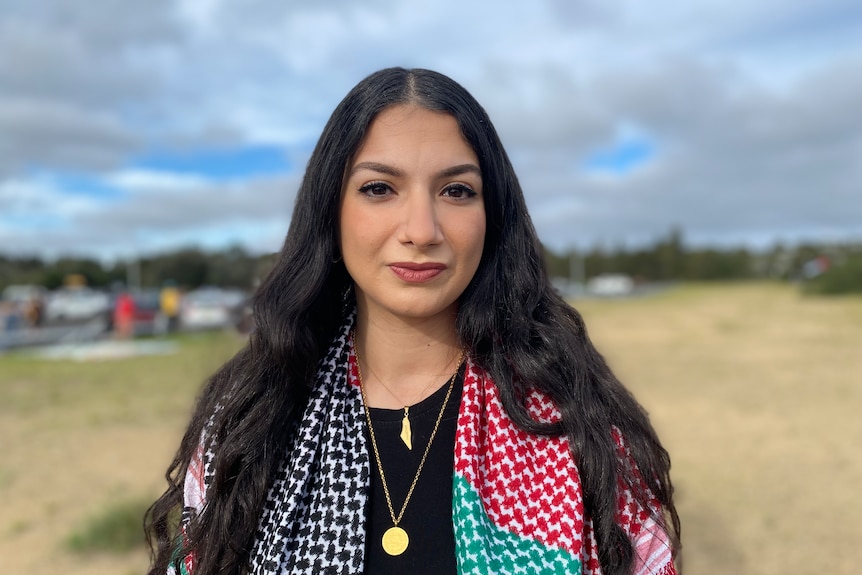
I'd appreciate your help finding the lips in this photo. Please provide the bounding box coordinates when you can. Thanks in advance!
[389,262,447,283]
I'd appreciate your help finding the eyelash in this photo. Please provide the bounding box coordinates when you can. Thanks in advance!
[357,181,392,197]
[357,181,478,200]
[442,183,477,199]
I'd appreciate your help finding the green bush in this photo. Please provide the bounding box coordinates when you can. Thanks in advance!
[66,498,150,553]
[803,256,862,295]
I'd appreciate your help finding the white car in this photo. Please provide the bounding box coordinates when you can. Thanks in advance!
[45,288,110,321]
[2,284,47,304]
[180,288,245,330]
[586,274,634,297]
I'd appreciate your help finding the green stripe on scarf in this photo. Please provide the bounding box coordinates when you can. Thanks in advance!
[452,473,582,574]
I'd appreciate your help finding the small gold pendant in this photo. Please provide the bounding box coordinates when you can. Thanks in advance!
[400,407,412,450]
[382,526,409,556]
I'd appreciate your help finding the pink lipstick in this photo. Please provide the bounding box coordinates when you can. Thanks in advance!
[389,262,446,283]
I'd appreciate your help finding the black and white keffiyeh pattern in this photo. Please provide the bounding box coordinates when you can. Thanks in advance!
[248,318,369,574]
[175,317,370,575]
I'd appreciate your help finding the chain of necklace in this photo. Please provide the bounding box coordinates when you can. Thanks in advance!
[354,333,463,556]
[362,362,446,450]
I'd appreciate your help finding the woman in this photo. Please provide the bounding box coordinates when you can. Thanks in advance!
[146,67,680,575]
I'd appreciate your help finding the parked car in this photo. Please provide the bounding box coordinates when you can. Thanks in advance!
[586,274,634,297]
[45,287,110,321]
[180,287,246,331]
[2,284,47,304]
[132,289,169,336]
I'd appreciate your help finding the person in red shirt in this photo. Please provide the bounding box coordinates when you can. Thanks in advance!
[113,291,136,339]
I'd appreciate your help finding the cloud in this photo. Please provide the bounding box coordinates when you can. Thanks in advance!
[0,99,141,174]
[0,0,860,258]
[0,168,300,259]
[0,175,104,225]
[486,48,862,249]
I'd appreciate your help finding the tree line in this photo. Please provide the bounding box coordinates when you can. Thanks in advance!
[1,231,860,294]
[543,229,861,294]
[0,246,276,292]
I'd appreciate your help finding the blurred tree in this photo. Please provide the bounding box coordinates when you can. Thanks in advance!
[3,240,861,293]
[657,226,685,280]
[584,245,610,279]
[802,252,862,295]
[206,245,258,288]
[0,255,44,287]
[144,249,210,288]
[685,248,753,280]
[542,245,569,279]
[39,257,113,289]
[787,243,823,279]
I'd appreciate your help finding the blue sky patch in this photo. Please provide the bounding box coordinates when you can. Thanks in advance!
[132,144,292,179]
[584,137,656,175]
[39,172,124,200]
[4,212,68,230]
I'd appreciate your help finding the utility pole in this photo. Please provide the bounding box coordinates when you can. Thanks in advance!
[569,250,585,295]
[126,258,141,291]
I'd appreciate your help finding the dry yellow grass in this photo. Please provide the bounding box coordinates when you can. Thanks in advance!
[0,332,244,575]
[577,282,862,574]
[0,282,859,574]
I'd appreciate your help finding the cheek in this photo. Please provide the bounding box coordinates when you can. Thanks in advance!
[342,218,375,249]
[448,220,485,289]
[340,201,366,247]
[340,204,386,263]
[465,213,486,263]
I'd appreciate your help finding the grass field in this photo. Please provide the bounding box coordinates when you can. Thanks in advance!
[1,282,860,574]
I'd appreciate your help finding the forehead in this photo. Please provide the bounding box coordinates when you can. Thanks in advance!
[351,104,478,167]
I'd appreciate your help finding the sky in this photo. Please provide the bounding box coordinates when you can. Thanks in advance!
[1,0,860,261]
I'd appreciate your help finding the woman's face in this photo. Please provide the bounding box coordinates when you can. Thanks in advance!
[340,104,486,325]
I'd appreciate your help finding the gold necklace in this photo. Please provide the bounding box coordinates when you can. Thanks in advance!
[364,364,445,451]
[354,336,463,556]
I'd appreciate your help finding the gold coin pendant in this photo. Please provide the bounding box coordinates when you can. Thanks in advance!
[381,526,409,556]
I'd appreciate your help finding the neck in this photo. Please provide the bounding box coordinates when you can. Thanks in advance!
[353,305,462,409]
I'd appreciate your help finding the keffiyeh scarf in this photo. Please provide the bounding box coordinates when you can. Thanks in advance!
[173,318,675,575]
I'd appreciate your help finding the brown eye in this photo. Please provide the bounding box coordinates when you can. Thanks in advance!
[442,184,476,199]
[359,182,393,197]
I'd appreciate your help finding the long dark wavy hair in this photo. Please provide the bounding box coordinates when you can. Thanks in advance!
[146,67,680,575]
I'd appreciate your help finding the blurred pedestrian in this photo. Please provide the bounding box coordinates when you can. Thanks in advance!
[1,300,21,333]
[159,282,182,333]
[113,291,135,339]
[23,295,44,328]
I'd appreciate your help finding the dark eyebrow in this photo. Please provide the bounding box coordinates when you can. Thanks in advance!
[348,162,404,177]
[348,162,481,179]
[437,164,482,179]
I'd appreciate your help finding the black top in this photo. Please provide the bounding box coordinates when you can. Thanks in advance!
[363,367,464,575]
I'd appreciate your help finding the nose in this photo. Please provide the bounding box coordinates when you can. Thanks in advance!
[398,192,443,248]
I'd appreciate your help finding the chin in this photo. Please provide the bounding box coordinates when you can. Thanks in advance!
[383,300,460,322]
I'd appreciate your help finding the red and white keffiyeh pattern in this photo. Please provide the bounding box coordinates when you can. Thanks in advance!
[451,359,676,574]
